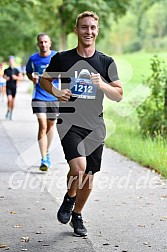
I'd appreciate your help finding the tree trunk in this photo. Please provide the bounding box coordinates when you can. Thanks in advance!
[59,33,67,51]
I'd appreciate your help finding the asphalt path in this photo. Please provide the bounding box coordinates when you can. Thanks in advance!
[0,80,167,252]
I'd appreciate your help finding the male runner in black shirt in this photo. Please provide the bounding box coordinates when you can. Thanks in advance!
[4,56,22,120]
[41,11,123,237]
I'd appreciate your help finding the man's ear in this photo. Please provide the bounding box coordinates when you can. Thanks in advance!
[97,27,99,36]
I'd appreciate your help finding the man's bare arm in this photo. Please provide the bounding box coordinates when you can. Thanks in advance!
[90,73,123,102]
[40,76,72,102]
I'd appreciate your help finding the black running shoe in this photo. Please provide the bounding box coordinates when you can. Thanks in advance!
[70,211,88,237]
[57,193,76,224]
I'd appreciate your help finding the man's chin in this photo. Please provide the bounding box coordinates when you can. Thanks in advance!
[41,48,48,52]
[84,41,93,47]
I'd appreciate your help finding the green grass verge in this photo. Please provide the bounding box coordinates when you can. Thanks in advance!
[104,112,167,178]
[104,51,167,178]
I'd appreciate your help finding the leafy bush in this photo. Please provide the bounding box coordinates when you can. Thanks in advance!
[137,55,167,137]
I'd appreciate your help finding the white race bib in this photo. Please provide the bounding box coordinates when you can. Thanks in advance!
[70,77,97,99]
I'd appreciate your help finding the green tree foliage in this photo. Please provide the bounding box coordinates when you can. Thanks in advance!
[0,0,131,60]
[141,1,167,51]
[44,0,131,50]
[0,1,41,62]
[2,0,167,59]
[130,0,158,36]
[130,0,167,52]
[103,12,140,55]
[101,0,167,54]
[137,56,167,137]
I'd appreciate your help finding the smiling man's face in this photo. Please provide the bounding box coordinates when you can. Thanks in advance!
[74,16,99,47]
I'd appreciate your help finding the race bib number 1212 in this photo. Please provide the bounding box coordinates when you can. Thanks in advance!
[70,77,97,99]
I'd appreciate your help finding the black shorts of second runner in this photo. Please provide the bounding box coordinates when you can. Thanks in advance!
[61,125,104,174]
[6,87,16,98]
[32,99,59,120]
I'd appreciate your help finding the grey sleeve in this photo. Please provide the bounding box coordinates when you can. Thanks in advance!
[108,60,119,82]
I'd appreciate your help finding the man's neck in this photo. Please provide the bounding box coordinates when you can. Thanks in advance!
[39,50,51,57]
[76,45,95,58]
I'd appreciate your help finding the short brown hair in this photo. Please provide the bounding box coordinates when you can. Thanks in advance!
[75,11,99,27]
[37,33,50,42]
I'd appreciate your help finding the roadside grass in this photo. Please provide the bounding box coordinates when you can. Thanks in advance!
[104,51,167,178]
[104,110,167,178]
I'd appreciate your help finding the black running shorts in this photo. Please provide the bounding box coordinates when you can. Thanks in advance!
[61,125,104,174]
[32,99,59,120]
[6,87,16,97]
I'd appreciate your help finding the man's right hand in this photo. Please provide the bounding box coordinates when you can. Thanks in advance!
[53,88,72,102]
[32,72,39,84]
